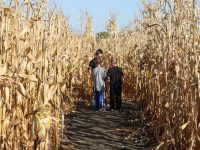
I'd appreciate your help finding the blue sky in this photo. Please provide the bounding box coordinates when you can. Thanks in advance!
[55,0,143,34]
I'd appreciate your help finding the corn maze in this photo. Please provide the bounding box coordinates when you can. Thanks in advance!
[0,0,199,149]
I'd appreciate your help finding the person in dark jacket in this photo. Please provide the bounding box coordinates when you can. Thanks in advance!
[107,57,123,111]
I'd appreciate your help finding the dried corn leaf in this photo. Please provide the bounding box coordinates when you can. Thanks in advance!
[0,64,7,76]
[156,141,164,150]
[16,82,26,97]
[180,121,190,130]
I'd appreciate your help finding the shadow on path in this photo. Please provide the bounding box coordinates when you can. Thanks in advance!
[60,102,157,150]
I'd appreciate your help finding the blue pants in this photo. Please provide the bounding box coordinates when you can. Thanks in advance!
[94,90,105,110]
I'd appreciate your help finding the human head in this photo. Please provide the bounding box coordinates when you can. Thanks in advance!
[95,49,103,56]
[96,57,102,65]
[95,49,103,61]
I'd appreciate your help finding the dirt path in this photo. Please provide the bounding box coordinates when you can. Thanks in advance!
[60,102,157,150]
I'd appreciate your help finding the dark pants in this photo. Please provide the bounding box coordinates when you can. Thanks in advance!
[110,86,122,110]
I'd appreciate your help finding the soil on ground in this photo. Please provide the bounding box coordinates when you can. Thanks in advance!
[60,102,157,150]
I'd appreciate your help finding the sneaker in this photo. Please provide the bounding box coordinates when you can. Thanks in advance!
[110,109,114,112]
[99,108,106,111]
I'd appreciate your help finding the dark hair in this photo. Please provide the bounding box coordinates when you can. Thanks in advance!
[95,49,103,56]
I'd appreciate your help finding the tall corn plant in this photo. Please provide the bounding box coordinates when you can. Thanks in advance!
[130,0,200,149]
[0,0,82,149]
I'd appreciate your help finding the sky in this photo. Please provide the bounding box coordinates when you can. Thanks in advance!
[55,0,143,34]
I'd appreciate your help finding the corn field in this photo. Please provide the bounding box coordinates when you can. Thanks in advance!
[0,0,199,149]
[0,0,94,149]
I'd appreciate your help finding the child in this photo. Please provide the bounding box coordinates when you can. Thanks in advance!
[107,57,123,111]
[92,57,106,111]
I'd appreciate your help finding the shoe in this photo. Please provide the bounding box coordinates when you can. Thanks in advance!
[99,108,106,111]
[110,109,114,112]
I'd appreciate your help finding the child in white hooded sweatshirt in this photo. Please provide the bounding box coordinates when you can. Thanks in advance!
[92,57,106,111]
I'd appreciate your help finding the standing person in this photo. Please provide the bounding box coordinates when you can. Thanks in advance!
[89,49,106,109]
[107,57,123,111]
[92,57,107,111]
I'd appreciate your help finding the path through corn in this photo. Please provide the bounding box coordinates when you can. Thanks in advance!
[60,102,157,150]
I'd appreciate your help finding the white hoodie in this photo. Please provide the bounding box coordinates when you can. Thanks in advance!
[92,66,106,91]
